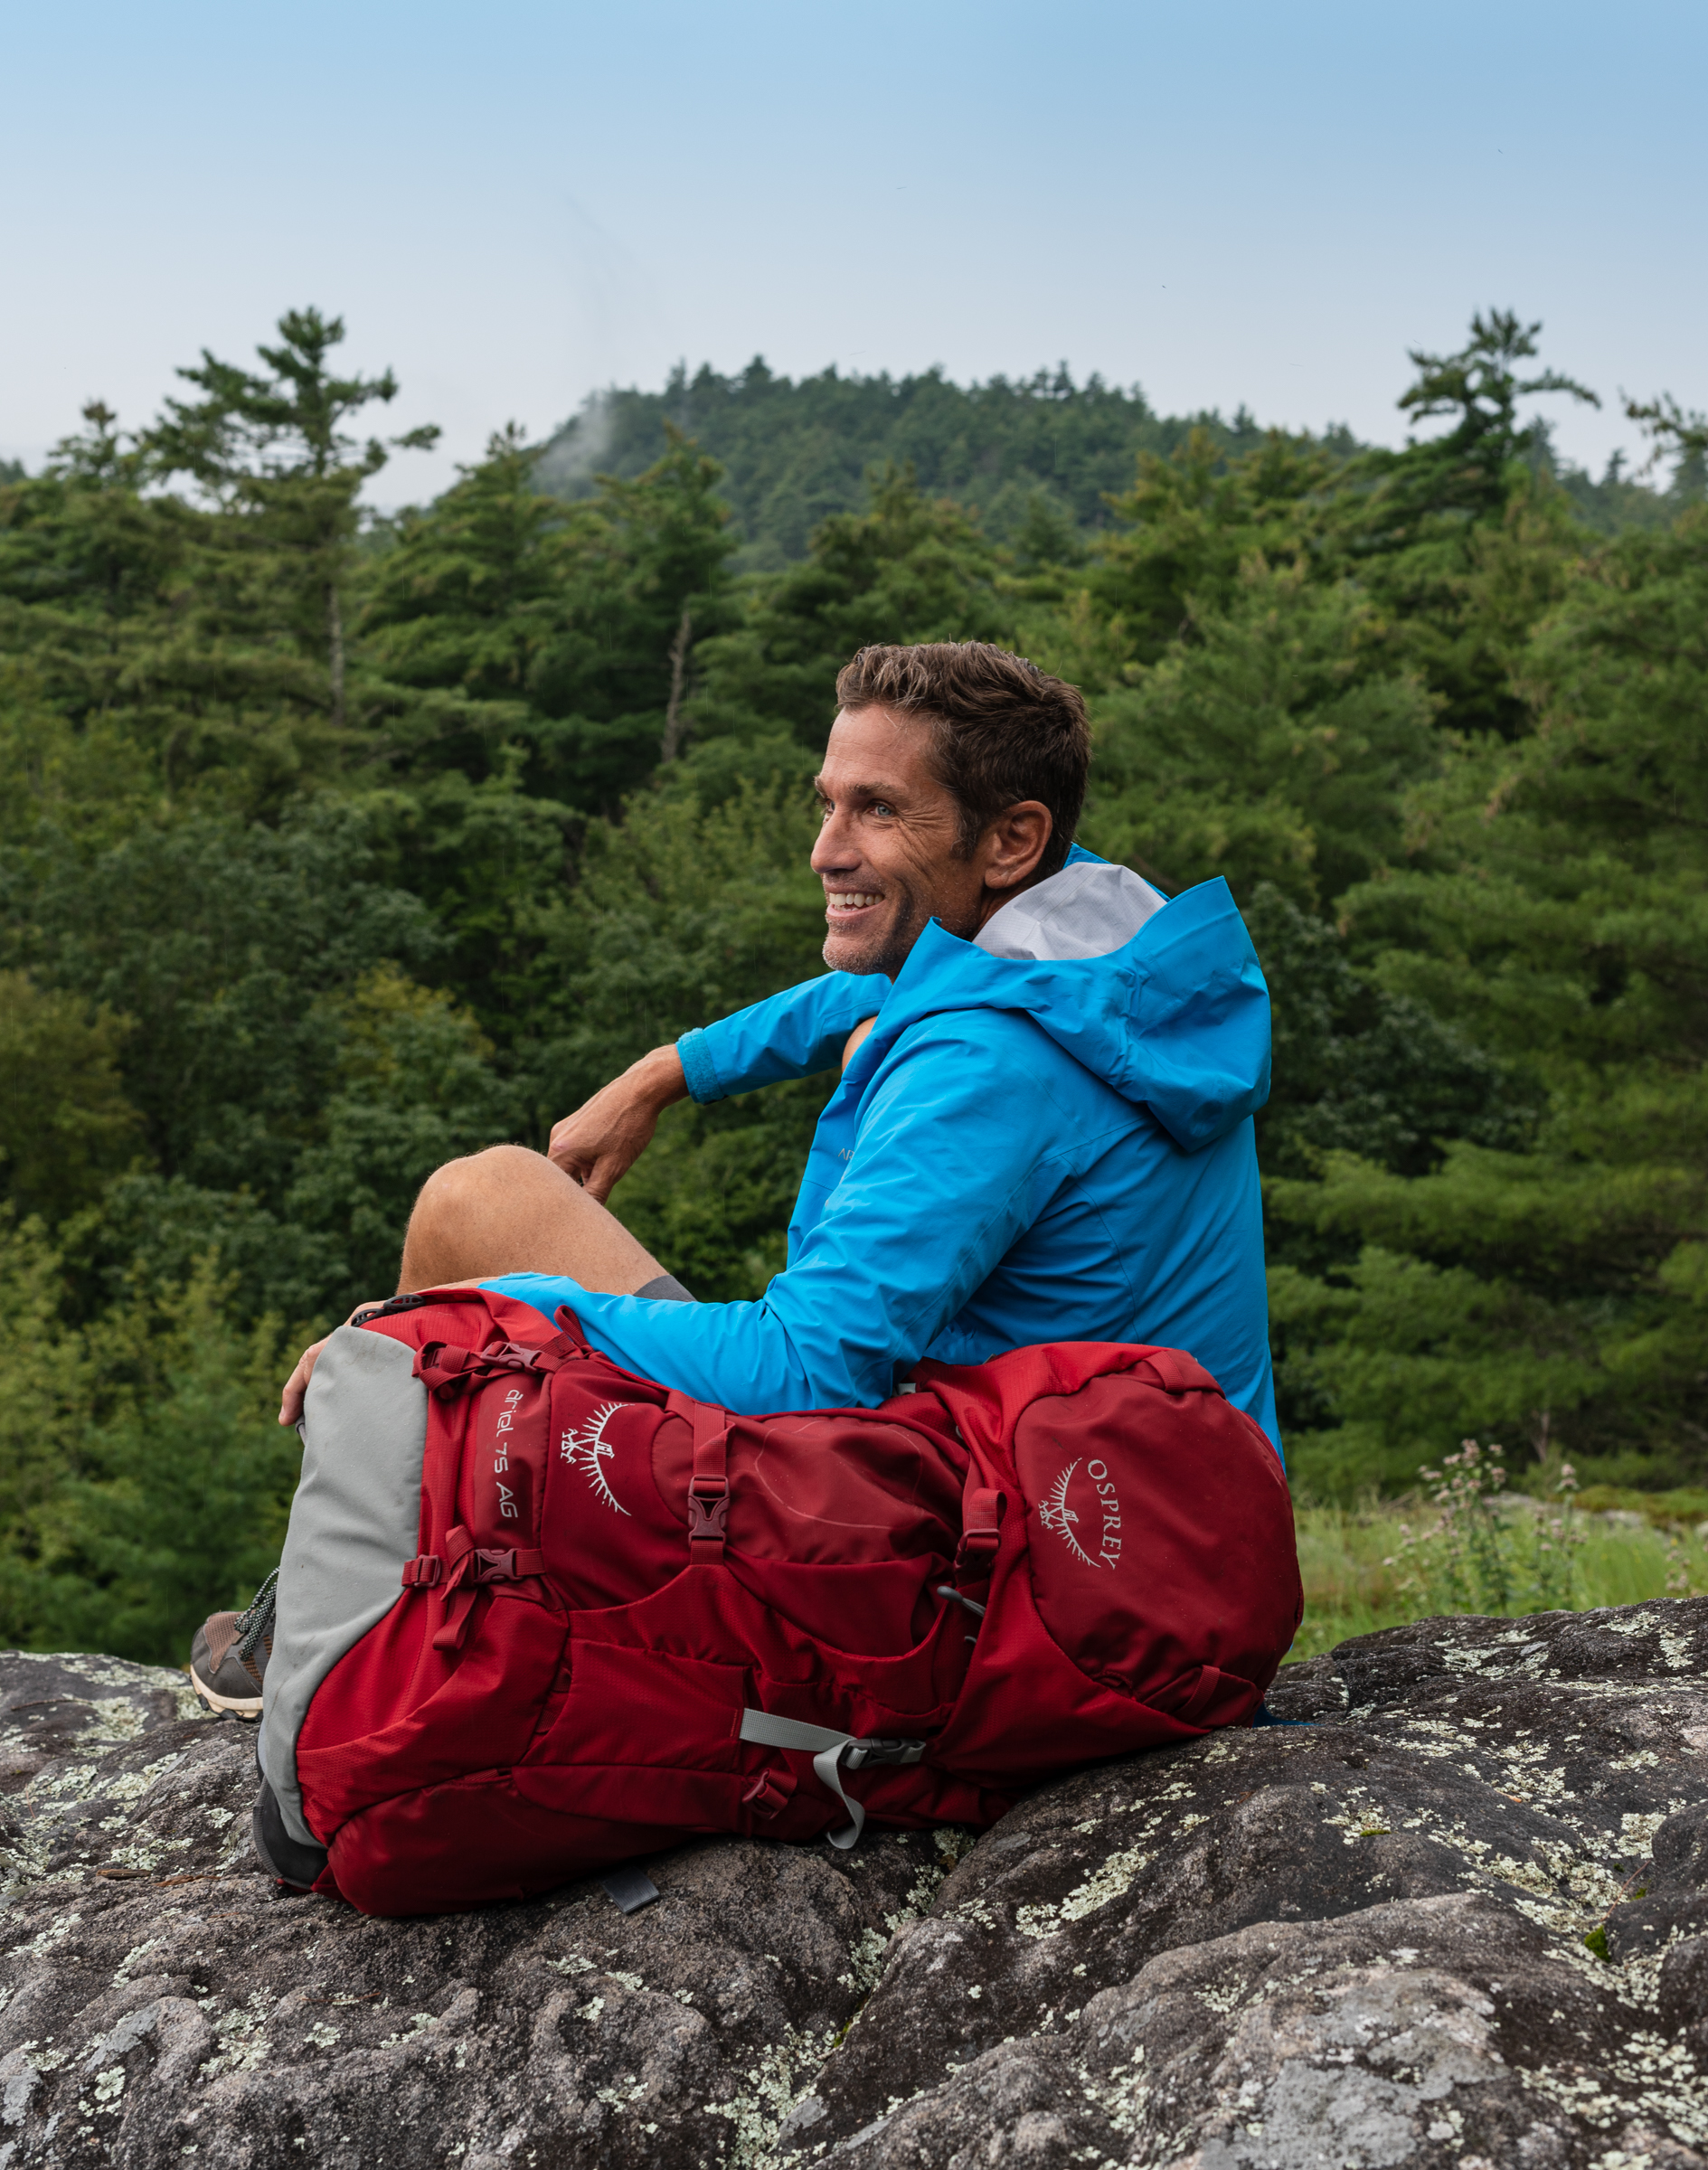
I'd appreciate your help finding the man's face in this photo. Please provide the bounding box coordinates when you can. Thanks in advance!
[811,705,992,977]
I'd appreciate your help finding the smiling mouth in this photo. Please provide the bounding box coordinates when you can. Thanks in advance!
[825,891,882,913]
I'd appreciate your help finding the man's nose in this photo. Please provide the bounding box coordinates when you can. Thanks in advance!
[810,813,856,873]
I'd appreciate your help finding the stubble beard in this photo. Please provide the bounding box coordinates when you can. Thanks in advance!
[823,881,931,980]
[823,875,984,979]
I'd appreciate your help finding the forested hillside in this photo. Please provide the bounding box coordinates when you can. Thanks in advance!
[1,306,1703,1663]
[535,363,1292,569]
[536,358,1666,569]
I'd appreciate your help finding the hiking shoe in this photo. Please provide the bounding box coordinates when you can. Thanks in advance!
[189,1570,278,1717]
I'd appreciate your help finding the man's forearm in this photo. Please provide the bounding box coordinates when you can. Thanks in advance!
[548,1044,688,1200]
[628,1044,690,1109]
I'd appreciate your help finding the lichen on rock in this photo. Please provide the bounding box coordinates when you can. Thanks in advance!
[0,1602,1704,2165]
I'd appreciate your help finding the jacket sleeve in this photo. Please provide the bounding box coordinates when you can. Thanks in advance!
[488,1014,1085,1412]
[675,972,891,1103]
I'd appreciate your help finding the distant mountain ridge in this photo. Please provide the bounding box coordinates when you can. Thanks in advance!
[536,360,1354,570]
[537,358,1687,569]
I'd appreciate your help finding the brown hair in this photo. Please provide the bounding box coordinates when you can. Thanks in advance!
[833,642,1090,881]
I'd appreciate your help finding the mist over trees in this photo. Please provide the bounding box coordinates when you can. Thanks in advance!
[0,306,1703,1658]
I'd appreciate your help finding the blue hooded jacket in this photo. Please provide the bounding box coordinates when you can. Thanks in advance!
[490,847,1279,1450]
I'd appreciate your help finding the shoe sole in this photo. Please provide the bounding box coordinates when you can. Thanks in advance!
[189,1665,263,1718]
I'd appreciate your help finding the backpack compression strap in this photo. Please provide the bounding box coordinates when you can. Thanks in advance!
[401,1524,549,1653]
[413,1336,580,1398]
[666,1391,731,1567]
[738,1710,925,1849]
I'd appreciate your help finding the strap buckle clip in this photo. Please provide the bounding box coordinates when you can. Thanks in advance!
[842,1738,925,1772]
[686,1480,730,1546]
[736,1708,927,1849]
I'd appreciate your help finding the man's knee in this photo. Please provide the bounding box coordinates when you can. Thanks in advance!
[410,1144,549,1226]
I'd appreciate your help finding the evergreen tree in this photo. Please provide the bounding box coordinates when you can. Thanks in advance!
[1080,561,1441,907]
[693,467,1013,751]
[1331,312,1601,739]
[144,307,439,788]
[524,434,739,810]
[0,973,140,1223]
[1364,310,1599,531]
[0,402,206,801]
[1079,428,1340,673]
[1269,503,1708,1493]
[364,429,565,688]
[366,429,737,813]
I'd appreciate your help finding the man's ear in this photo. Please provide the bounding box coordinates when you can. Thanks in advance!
[981,801,1053,892]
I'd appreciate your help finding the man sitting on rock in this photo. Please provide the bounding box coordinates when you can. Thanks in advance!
[186,642,1279,1713]
[280,638,1278,1444]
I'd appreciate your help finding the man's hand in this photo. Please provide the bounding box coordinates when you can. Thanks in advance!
[548,1044,689,1203]
[278,1298,385,1427]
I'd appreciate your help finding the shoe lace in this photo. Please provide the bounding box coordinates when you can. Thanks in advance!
[234,1571,278,1664]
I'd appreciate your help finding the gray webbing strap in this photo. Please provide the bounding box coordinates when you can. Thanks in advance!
[738,1709,926,1850]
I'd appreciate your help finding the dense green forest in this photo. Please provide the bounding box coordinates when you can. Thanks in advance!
[535,359,1669,570]
[0,306,1703,1662]
[537,363,1292,568]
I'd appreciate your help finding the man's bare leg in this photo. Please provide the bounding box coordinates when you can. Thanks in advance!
[280,1047,692,1425]
[396,1143,665,1295]
[279,1145,667,1424]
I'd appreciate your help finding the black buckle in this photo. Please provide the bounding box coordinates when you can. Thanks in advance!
[844,1739,922,1770]
[352,1292,434,1327]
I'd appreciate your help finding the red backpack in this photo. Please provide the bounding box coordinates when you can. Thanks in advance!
[265,1288,1299,1916]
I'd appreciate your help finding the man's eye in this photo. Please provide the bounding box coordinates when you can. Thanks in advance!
[869,802,895,817]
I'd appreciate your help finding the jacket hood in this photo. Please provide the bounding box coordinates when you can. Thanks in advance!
[873,846,1270,1151]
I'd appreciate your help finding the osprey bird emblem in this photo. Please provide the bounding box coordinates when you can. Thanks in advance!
[1038,1460,1099,1569]
[559,1401,629,1516]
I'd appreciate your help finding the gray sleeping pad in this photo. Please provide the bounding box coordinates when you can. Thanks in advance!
[259,1325,427,1848]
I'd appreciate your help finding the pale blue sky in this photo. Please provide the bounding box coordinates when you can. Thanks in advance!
[3,1,1702,502]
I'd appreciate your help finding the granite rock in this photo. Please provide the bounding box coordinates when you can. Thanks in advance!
[0,1599,1704,2166]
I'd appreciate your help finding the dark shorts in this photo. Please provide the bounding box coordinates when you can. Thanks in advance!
[636,1272,695,1304]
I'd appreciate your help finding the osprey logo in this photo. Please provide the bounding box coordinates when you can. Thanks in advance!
[559,1401,629,1516]
[1036,1457,1122,1571]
